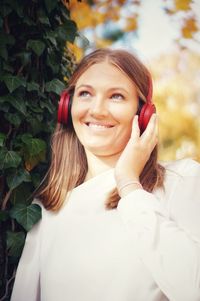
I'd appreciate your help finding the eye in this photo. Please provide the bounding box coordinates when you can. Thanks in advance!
[78,90,90,98]
[111,93,124,101]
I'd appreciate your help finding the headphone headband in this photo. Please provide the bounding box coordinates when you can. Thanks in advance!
[146,76,153,103]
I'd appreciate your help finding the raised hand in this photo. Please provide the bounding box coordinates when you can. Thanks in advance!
[115,114,158,195]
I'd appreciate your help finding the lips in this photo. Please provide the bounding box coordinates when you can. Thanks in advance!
[85,122,114,129]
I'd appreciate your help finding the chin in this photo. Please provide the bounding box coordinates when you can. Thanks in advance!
[85,144,123,157]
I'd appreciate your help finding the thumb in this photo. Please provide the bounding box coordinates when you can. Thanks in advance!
[131,115,140,139]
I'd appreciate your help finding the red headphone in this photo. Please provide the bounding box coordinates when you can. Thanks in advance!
[57,77,156,132]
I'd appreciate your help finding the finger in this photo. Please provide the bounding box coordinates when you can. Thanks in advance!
[141,113,157,141]
[131,115,140,139]
[148,115,159,149]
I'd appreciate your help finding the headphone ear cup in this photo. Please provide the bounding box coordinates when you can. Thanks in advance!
[138,103,156,132]
[57,91,71,125]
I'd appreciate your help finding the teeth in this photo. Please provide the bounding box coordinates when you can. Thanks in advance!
[87,123,112,128]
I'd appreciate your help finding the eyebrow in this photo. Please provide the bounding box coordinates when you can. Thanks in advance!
[75,84,129,94]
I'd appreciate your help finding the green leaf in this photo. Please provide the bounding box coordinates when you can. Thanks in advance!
[9,203,42,232]
[27,40,46,56]
[38,16,50,25]
[16,52,31,66]
[8,0,24,17]
[0,133,6,147]
[45,79,65,95]
[6,95,27,115]
[0,149,21,169]
[21,135,46,156]
[7,231,25,257]
[3,62,14,73]
[1,5,12,17]
[27,117,44,135]
[5,112,22,127]
[45,31,57,46]
[0,211,9,221]
[0,17,3,28]
[47,52,60,73]
[21,133,33,143]
[22,135,46,169]
[10,182,33,205]
[3,75,26,93]
[0,46,8,60]
[27,82,40,91]
[7,169,31,190]
[40,100,54,113]
[57,20,77,43]
[44,0,57,13]
[0,33,15,46]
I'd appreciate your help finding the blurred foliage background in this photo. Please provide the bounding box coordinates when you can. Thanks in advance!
[0,0,199,300]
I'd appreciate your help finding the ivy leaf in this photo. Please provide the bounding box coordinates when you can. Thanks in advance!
[22,135,46,170]
[44,0,57,13]
[9,203,42,232]
[7,169,31,190]
[10,182,33,205]
[0,149,21,169]
[7,95,27,115]
[0,133,6,147]
[0,45,8,60]
[3,75,26,93]
[7,231,25,257]
[27,39,46,56]
[57,20,77,43]
[5,112,22,127]
[0,211,9,222]
[45,31,57,46]
[16,52,31,66]
[0,33,15,46]
[1,5,12,17]
[22,135,46,156]
[45,78,65,95]
[27,82,40,91]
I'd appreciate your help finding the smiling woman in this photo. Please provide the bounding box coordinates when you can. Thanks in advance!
[11,48,200,301]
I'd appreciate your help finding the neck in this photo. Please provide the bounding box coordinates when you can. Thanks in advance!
[84,150,121,181]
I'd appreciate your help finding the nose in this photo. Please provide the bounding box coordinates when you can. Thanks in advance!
[89,96,108,118]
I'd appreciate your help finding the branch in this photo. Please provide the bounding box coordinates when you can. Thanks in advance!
[1,190,12,211]
[4,16,10,34]
[0,270,16,301]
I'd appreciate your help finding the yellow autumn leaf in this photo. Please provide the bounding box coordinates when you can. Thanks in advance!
[70,2,93,29]
[104,5,121,22]
[67,42,83,63]
[95,37,113,48]
[68,1,106,29]
[124,17,137,32]
[174,0,191,11]
[182,17,198,39]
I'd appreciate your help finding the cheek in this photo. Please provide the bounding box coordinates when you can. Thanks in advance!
[71,102,84,123]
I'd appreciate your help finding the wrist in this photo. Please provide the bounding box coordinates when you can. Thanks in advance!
[117,178,143,198]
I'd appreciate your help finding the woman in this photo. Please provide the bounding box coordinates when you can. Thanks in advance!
[11,49,200,301]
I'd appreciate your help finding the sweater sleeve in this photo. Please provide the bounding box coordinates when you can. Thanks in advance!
[11,202,43,301]
[117,159,200,301]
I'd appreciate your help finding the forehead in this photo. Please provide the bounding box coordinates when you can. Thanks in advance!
[75,61,135,89]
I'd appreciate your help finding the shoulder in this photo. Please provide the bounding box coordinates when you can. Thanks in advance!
[161,158,200,177]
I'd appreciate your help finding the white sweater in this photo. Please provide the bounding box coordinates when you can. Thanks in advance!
[11,159,200,301]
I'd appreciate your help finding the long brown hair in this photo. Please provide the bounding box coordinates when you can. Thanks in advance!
[37,48,165,211]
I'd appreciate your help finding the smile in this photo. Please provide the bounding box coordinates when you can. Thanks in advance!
[85,122,114,129]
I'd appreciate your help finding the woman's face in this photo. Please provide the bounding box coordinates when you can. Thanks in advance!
[71,61,138,157]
